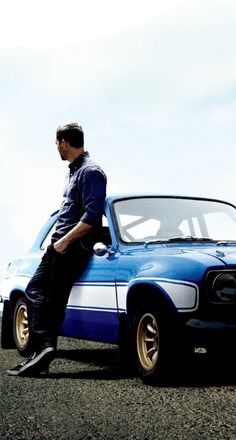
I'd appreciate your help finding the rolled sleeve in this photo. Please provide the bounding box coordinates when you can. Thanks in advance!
[80,167,107,226]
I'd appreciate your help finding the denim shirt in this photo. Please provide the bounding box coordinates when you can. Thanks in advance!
[52,151,107,249]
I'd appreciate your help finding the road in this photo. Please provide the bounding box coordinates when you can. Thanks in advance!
[0,323,236,440]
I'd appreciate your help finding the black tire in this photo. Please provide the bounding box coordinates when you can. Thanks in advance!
[13,297,30,356]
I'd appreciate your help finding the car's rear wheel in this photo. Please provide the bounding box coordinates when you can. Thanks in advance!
[13,297,30,356]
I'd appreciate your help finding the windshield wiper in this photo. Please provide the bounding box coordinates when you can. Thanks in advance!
[145,236,215,245]
[168,236,215,242]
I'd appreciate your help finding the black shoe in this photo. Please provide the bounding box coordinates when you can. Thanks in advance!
[7,346,55,377]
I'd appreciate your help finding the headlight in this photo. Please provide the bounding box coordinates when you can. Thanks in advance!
[212,273,236,303]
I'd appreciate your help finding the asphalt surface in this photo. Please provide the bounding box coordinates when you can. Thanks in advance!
[0,323,236,440]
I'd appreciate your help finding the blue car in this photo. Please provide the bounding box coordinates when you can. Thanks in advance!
[1,195,236,380]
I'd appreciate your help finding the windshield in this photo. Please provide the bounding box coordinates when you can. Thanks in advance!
[113,197,236,244]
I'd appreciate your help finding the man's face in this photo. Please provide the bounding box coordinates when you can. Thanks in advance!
[56,139,67,160]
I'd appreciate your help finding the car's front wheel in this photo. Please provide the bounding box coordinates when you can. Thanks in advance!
[13,297,30,356]
[135,310,161,379]
[134,303,176,381]
[136,312,159,369]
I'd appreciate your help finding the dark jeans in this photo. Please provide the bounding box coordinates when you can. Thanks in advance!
[25,243,91,351]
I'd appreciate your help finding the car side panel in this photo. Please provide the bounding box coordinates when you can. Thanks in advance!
[61,254,120,343]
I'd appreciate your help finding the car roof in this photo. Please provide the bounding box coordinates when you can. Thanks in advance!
[105,194,235,207]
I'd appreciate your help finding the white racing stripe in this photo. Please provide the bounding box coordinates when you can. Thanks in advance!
[68,283,117,310]
[2,276,199,314]
[116,278,199,312]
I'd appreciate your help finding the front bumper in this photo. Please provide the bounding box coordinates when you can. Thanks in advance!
[185,318,236,346]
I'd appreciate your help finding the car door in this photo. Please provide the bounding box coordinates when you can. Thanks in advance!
[61,226,119,344]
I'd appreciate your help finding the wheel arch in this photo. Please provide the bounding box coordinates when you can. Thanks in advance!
[9,289,26,312]
[126,281,177,328]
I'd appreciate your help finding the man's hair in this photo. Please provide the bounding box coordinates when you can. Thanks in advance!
[56,123,84,148]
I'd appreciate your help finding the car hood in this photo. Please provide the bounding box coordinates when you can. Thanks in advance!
[195,246,236,265]
[118,244,236,284]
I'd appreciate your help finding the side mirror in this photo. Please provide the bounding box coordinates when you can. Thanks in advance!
[93,242,108,257]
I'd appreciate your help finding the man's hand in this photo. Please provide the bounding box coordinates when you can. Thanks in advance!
[53,237,69,254]
[53,221,93,254]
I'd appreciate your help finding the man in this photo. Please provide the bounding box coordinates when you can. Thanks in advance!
[7,123,107,376]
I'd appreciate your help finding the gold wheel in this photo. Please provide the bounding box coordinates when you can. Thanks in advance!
[14,299,29,351]
[136,312,159,372]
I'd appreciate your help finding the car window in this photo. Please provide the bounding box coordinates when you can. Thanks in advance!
[41,222,57,250]
[41,215,110,250]
[204,212,236,240]
[114,197,236,243]
[118,215,160,241]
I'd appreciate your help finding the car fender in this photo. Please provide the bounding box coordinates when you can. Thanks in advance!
[1,276,28,302]
[117,276,199,318]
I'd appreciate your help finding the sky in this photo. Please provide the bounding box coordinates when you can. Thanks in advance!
[0,0,236,271]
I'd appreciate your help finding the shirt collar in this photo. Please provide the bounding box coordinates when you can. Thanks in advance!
[69,151,89,172]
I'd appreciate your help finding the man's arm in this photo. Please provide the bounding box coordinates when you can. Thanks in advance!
[54,166,106,254]
[53,221,92,254]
